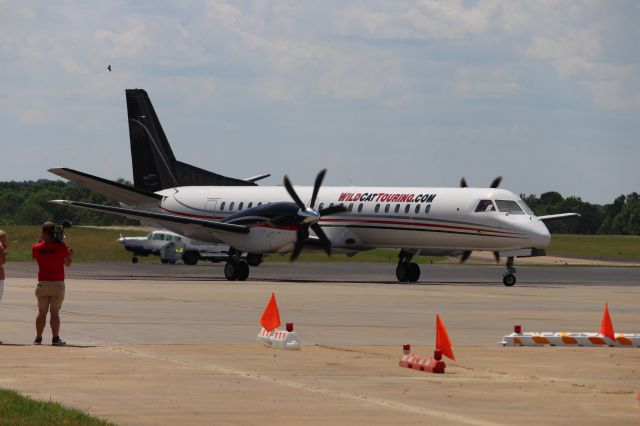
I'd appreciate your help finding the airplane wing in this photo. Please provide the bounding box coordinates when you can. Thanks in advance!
[50,200,249,235]
[538,213,581,222]
[49,168,161,205]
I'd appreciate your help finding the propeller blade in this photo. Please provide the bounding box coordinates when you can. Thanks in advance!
[460,177,468,188]
[460,250,472,263]
[311,223,332,256]
[290,227,310,261]
[309,169,327,209]
[490,176,502,188]
[283,175,305,210]
[290,239,305,261]
[493,251,500,264]
[319,204,347,216]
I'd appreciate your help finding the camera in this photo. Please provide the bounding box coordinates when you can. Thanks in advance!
[51,220,73,244]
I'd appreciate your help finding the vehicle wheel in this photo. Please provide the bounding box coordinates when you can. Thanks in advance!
[132,257,139,264]
[161,258,169,264]
[407,262,421,282]
[224,262,238,281]
[246,253,263,267]
[396,264,408,282]
[503,274,516,287]
[236,261,250,281]
[182,250,199,266]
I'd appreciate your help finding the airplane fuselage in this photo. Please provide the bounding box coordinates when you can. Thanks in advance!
[151,185,551,255]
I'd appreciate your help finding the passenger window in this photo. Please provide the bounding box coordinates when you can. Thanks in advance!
[384,204,390,213]
[424,205,431,214]
[375,204,380,213]
[415,205,420,214]
[348,203,353,212]
[319,203,324,210]
[152,233,163,240]
[404,204,410,214]
[248,202,253,209]
[239,202,244,210]
[229,202,235,211]
[220,201,225,211]
[495,200,524,214]
[394,204,400,213]
[475,200,496,213]
[357,203,363,212]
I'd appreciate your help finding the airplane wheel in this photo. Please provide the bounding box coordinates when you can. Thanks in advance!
[132,257,139,264]
[236,261,250,281]
[407,263,421,282]
[224,262,238,281]
[182,250,199,266]
[161,258,169,264]
[503,274,516,287]
[396,264,408,282]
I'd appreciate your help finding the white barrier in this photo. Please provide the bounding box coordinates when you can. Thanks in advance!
[501,331,640,347]
[257,326,301,350]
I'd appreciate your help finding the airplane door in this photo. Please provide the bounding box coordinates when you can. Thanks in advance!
[205,199,219,215]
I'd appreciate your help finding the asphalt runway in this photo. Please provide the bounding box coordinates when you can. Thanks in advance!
[7,260,640,286]
[1,263,639,425]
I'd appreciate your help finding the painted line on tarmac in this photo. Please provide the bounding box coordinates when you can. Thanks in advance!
[110,346,503,426]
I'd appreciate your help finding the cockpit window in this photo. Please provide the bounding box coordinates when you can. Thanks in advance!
[495,200,524,214]
[475,200,496,212]
[518,200,534,215]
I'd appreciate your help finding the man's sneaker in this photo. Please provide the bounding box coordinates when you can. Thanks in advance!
[51,337,66,346]
[34,336,42,345]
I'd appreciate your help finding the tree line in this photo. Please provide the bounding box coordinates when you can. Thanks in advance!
[0,180,638,234]
[0,180,137,226]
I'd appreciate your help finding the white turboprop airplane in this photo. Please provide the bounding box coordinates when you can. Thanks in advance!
[49,89,579,286]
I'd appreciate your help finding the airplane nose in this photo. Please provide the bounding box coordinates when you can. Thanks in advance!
[532,220,551,248]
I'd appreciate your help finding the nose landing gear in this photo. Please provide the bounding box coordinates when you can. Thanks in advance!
[502,256,516,286]
[396,250,420,282]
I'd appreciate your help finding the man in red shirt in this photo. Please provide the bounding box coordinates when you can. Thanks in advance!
[32,221,73,346]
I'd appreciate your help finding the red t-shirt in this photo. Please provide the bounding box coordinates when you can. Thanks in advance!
[32,241,70,281]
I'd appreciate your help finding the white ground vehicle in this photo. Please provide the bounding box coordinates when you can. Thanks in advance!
[118,230,264,266]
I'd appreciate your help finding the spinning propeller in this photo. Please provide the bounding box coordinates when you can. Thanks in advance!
[283,169,347,261]
[459,175,503,264]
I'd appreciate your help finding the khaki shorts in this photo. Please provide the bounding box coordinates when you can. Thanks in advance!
[35,281,65,310]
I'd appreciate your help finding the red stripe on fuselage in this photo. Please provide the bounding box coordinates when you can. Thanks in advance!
[319,217,523,235]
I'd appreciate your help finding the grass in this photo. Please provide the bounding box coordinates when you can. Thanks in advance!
[2,225,639,263]
[546,234,640,261]
[267,250,445,263]
[0,388,114,425]
[1,225,146,262]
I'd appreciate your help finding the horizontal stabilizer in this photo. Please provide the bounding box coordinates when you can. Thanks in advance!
[538,213,581,222]
[243,173,271,183]
[49,168,161,205]
[50,200,249,235]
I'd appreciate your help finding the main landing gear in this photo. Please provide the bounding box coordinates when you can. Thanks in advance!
[223,248,263,281]
[396,250,420,283]
[502,256,516,287]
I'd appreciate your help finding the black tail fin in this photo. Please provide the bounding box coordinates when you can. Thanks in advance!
[126,89,255,191]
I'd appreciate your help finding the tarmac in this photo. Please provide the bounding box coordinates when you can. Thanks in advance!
[0,261,639,425]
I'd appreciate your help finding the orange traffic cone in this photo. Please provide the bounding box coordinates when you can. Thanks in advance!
[436,314,455,361]
[599,303,615,341]
[260,292,281,332]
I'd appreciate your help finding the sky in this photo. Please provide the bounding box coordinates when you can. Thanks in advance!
[1,0,639,204]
